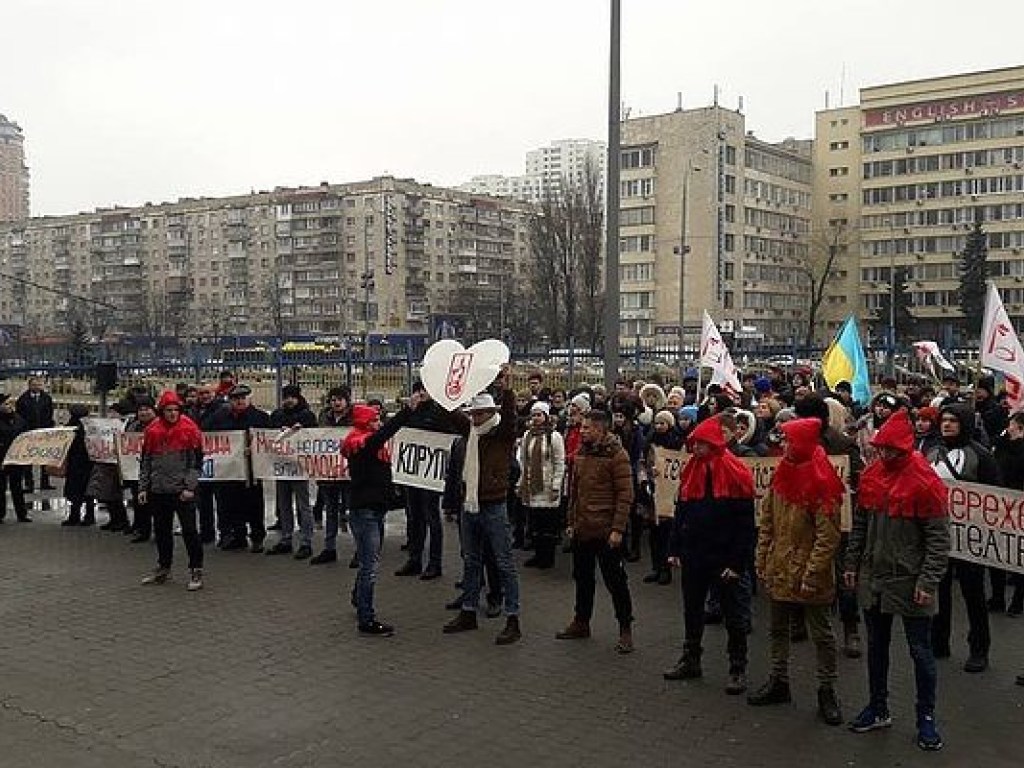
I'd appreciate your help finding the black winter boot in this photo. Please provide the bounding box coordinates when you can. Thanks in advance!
[663,643,702,680]
[747,676,792,706]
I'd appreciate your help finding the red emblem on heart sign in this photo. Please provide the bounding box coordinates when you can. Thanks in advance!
[445,353,474,400]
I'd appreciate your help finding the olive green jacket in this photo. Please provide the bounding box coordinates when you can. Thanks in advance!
[844,507,950,617]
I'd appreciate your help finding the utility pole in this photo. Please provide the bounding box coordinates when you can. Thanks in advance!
[603,0,621,390]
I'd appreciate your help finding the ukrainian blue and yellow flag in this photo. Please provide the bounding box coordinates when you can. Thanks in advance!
[821,315,872,405]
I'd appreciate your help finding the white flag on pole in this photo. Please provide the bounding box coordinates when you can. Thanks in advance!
[980,282,1024,412]
[700,310,742,392]
[912,340,955,378]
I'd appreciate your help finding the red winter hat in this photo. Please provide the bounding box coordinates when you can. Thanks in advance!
[157,390,183,410]
[350,404,380,430]
[871,408,914,453]
[916,406,940,424]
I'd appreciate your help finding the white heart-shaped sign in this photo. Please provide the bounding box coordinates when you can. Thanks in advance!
[420,339,510,411]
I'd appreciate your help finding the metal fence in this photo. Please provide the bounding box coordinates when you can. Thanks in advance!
[0,340,984,418]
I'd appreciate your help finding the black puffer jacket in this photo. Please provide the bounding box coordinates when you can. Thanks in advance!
[270,397,317,429]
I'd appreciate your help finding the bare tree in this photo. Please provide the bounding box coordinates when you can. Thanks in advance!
[799,221,849,348]
[527,157,605,348]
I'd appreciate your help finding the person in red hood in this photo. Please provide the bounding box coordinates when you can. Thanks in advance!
[342,401,412,637]
[663,416,756,695]
[139,391,205,591]
[749,417,845,726]
[843,409,950,751]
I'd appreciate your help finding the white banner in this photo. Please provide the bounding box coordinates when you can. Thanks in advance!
[82,418,124,464]
[701,310,741,392]
[913,340,955,377]
[2,427,76,468]
[948,480,1024,574]
[390,428,457,492]
[117,430,249,482]
[981,282,1024,412]
[250,427,351,481]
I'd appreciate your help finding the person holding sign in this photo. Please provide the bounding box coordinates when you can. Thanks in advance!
[265,384,318,560]
[662,416,755,691]
[749,418,844,726]
[342,403,411,637]
[844,408,950,751]
[123,396,157,543]
[0,394,29,523]
[139,392,205,592]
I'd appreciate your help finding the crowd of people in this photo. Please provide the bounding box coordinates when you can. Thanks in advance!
[2,364,1024,752]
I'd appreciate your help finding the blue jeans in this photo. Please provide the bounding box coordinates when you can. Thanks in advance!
[864,603,937,715]
[350,508,385,626]
[460,501,520,616]
[276,480,313,547]
[320,482,349,551]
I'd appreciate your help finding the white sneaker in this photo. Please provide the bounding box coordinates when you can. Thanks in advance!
[142,567,170,585]
[186,568,204,591]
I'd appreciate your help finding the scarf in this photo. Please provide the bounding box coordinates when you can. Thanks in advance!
[859,409,948,519]
[770,418,845,513]
[679,417,754,501]
[463,413,500,513]
[524,427,550,496]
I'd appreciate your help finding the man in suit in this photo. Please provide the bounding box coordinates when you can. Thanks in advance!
[15,377,56,492]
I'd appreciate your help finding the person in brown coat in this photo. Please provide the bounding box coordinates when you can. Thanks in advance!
[748,417,845,725]
[557,409,635,653]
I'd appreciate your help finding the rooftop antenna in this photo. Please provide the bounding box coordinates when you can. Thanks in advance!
[825,90,830,109]
[738,95,744,113]
[713,84,720,107]
[839,63,847,107]
[676,91,683,112]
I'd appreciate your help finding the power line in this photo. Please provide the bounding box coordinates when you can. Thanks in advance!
[0,271,117,311]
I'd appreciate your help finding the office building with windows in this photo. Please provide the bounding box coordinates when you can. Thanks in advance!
[0,114,29,223]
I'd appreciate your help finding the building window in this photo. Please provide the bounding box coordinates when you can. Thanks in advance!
[723,290,734,309]
[724,146,737,165]
[724,234,735,252]
[621,291,653,310]
[829,140,850,151]
[829,167,850,177]
[724,175,736,194]
[621,178,655,198]
[828,193,849,202]
[620,234,654,253]
[725,204,736,223]
[621,146,656,168]
[723,262,735,280]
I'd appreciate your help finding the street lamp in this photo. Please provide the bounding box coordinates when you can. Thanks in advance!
[886,215,896,377]
[676,160,703,375]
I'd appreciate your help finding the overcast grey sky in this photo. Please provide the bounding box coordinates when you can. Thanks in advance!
[4,0,1024,217]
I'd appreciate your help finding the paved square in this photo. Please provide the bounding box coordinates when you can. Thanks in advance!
[1,493,1021,768]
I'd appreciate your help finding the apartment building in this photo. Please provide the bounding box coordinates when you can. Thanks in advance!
[618,106,813,348]
[815,65,1024,345]
[0,177,535,346]
[0,114,29,223]
[461,138,606,204]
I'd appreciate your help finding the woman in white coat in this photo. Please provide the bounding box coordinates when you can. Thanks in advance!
[517,401,566,568]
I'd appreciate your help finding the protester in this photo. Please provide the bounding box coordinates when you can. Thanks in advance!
[443,369,523,646]
[663,416,756,692]
[61,404,96,526]
[642,410,683,586]
[343,401,410,637]
[749,418,844,726]
[189,383,227,544]
[926,402,1000,672]
[139,391,205,591]
[88,405,130,533]
[310,386,353,565]
[0,394,29,522]
[206,385,271,552]
[843,408,950,751]
[15,376,56,492]
[991,411,1024,616]
[123,396,157,542]
[517,400,566,569]
[557,409,635,653]
[266,384,318,560]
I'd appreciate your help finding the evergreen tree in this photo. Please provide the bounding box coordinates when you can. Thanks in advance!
[958,220,989,340]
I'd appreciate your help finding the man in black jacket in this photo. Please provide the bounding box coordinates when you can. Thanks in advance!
[189,383,228,543]
[0,394,29,522]
[266,384,318,559]
[15,377,55,492]
[206,385,271,552]
[311,386,354,565]
[394,381,461,580]
[926,402,1001,673]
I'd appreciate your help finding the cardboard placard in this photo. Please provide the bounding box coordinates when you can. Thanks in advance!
[82,418,124,464]
[249,427,351,481]
[390,427,457,492]
[2,428,77,468]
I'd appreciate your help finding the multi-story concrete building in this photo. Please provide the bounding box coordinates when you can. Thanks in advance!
[0,114,30,223]
[461,138,606,204]
[0,177,535,347]
[815,65,1024,346]
[618,106,813,349]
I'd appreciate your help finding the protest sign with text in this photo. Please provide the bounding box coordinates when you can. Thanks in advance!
[82,418,124,464]
[3,428,77,468]
[250,428,350,481]
[117,430,249,482]
[947,480,1024,574]
[390,428,457,492]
